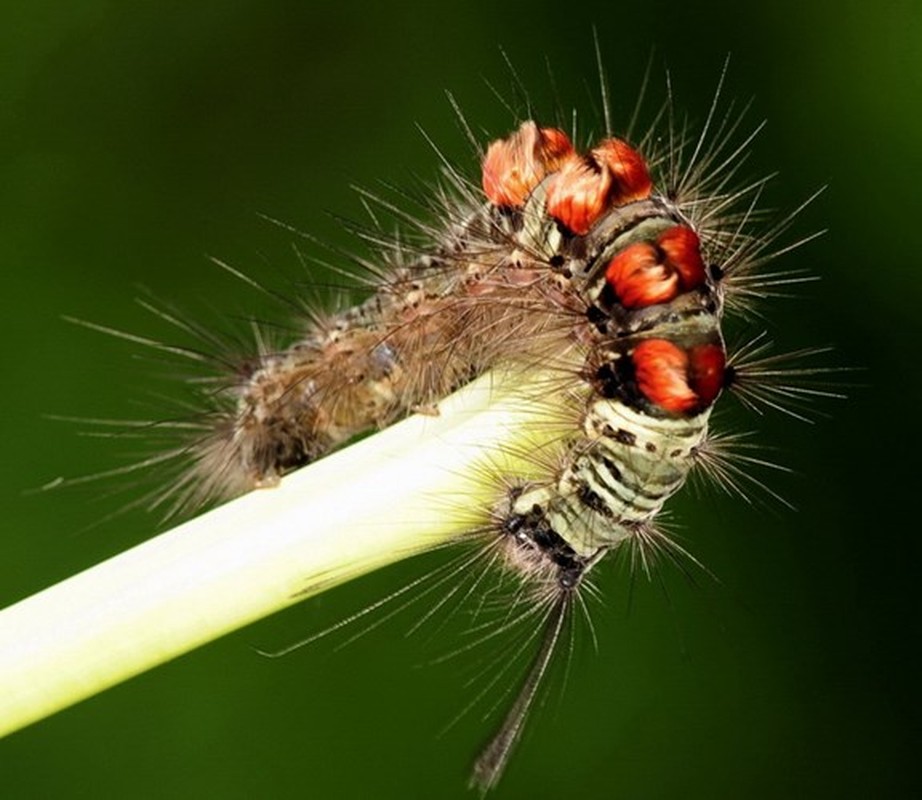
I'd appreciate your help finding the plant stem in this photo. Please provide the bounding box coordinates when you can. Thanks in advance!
[0,369,565,738]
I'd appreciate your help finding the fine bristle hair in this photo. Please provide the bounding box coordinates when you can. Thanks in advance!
[690,427,795,509]
[726,334,846,422]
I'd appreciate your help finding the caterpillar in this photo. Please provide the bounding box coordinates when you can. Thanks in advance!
[70,54,831,791]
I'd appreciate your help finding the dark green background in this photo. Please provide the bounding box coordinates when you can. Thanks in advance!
[1,2,918,798]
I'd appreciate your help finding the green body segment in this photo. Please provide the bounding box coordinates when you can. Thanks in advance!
[512,399,711,556]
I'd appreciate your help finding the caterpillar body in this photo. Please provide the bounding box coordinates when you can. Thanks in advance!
[82,59,827,791]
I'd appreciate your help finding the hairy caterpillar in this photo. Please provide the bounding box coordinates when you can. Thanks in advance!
[66,53,832,792]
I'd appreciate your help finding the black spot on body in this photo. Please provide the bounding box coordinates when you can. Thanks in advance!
[586,305,607,326]
[601,456,622,482]
[557,564,582,589]
[594,363,619,398]
[593,357,646,408]
[577,483,613,518]
[502,513,525,535]
[599,283,618,309]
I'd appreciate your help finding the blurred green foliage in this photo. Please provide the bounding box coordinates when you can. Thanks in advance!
[1,2,918,798]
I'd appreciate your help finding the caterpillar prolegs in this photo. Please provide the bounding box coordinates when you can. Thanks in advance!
[97,61,825,790]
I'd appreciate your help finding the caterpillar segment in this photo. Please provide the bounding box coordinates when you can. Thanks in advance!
[187,215,586,503]
[471,122,729,789]
[480,121,726,574]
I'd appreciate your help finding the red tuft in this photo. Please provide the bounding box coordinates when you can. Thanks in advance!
[481,122,574,207]
[544,154,613,235]
[542,137,653,235]
[688,343,726,405]
[632,339,698,413]
[604,243,680,308]
[656,226,706,289]
[591,138,653,205]
[603,225,705,308]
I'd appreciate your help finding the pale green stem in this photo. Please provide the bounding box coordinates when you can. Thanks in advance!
[0,369,565,739]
